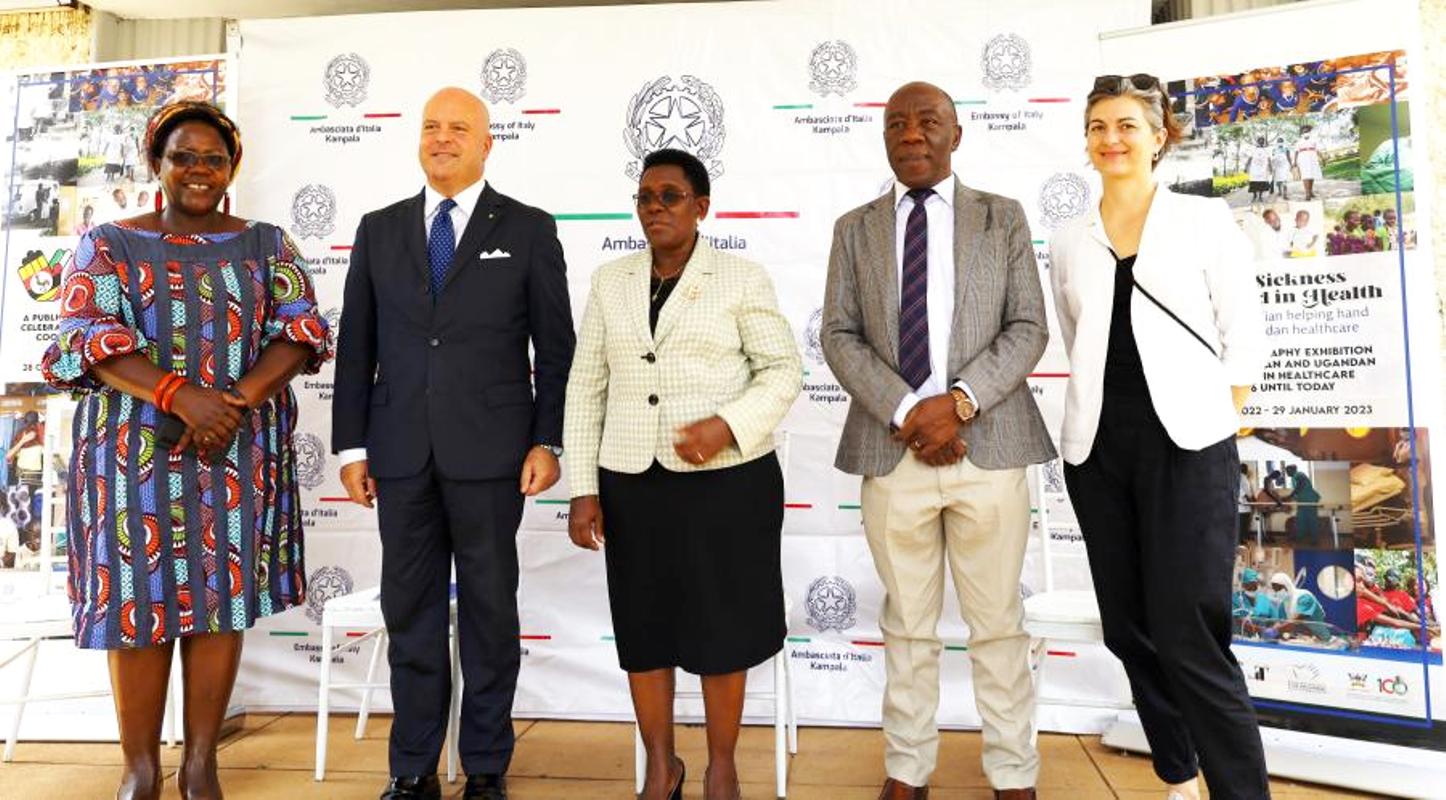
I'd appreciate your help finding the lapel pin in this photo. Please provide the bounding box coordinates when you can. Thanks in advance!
[686,284,701,301]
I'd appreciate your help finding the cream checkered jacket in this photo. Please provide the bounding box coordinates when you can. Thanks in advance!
[564,241,802,497]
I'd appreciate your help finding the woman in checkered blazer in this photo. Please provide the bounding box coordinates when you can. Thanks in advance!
[564,149,801,800]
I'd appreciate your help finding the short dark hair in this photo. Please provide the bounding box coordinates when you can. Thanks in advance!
[641,148,710,197]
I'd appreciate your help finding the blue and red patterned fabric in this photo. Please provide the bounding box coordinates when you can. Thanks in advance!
[42,220,332,649]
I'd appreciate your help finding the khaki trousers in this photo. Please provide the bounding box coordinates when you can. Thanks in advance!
[861,453,1038,790]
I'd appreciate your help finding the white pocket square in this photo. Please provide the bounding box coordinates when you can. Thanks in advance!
[479,249,512,260]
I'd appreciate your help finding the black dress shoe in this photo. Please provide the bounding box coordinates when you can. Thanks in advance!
[381,774,441,800]
[464,773,508,800]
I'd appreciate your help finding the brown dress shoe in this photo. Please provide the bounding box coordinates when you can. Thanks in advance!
[993,789,1036,799]
[878,777,929,799]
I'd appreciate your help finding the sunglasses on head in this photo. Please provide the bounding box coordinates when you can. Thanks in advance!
[1092,73,1162,95]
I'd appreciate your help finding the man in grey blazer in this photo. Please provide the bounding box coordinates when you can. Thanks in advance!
[821,81,1055,800]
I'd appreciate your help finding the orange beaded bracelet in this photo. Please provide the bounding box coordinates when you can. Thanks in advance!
[154,372,185,414]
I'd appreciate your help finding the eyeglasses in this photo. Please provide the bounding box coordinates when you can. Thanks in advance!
[165,150,232,171]
[1092,73,1162,94]
[633,189,692,209]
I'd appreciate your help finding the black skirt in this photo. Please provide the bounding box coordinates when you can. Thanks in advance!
[599,453,785,675]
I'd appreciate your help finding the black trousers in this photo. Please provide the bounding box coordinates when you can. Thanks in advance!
[1064,394,1270,798]
[375,460,525,777]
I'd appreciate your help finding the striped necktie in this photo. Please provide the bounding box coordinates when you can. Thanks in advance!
[898,188,933,389]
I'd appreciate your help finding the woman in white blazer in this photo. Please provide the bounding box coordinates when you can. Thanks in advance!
[564,149,801,800]
[1049,75,1270,800]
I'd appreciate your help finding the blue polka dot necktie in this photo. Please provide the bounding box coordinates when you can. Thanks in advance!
[428,197,457,299]
[898,188,933,389]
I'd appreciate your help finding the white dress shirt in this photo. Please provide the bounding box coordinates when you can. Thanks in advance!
[889,174,977,428]
[423,179,485,249]
[339,179,487,468]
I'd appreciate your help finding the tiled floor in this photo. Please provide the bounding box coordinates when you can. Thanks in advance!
[3,714,1374,798]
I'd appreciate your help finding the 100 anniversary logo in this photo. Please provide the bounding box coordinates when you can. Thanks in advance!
[624,75,725,180]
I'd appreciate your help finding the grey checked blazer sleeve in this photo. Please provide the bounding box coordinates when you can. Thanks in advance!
[952,198,1048,411]
[820,213,913,427]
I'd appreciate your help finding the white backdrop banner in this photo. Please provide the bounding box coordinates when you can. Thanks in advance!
[230,0,1145,729]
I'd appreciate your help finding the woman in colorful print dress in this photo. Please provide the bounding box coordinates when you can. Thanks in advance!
[41,101,331,800]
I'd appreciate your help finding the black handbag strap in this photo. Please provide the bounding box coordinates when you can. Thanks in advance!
[1131,277,1219,359]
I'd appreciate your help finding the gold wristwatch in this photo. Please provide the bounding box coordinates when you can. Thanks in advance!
[948,387,976,422]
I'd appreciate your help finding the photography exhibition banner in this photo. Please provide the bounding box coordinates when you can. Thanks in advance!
[0,56,232,587]
[1178,49,1440,741]
[0,56,234,738]
[1102,0,1442,751]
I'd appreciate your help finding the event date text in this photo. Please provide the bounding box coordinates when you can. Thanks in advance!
[1240,404,1372,416]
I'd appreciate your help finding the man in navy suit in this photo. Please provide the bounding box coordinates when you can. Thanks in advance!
[332,87,574,800]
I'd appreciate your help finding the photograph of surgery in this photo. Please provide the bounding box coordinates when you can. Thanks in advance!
[1233,547,1356,649]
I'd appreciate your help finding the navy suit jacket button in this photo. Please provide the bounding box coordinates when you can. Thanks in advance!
[429,337,440,347]
[647,394,659,406]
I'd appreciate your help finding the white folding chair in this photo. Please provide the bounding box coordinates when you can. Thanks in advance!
[632,616,797,798]
[161,646,183,748]
[1022,461,1129,729]
[632,433,799,797]
[0,594,163,759]
[314,586,461,782]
